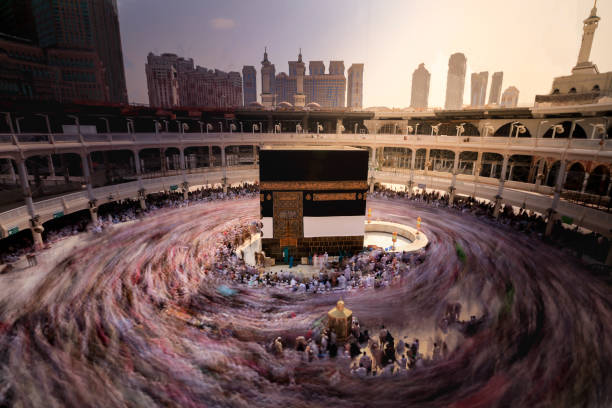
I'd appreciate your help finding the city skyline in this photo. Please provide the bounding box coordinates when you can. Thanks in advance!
[117,0,612,108]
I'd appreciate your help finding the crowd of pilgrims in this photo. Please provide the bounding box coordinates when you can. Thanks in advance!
[0,184,258,264]
[371,185,611,263]
[2,181,600,377]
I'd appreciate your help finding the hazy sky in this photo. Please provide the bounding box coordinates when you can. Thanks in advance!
[117,0,611,108]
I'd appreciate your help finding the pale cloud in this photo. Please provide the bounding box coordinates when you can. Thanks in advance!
[210,17,236,30]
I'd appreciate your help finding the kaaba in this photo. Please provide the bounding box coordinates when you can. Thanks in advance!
[259,147,369,262]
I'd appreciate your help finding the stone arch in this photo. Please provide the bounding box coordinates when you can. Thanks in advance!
[415,148,427,170]
[139,148,163,173]
[164,147,181,171]
[546,161,561,187]
[184,146,211,169]
[493,122,532,137]
[458,151,478,174]
[429,149,455,173]
[463,123,480,136]
[381,147,413,169]
[90,149,136,187]
[542,121,587,138]
[507,155,534,182]
[480,152,504,178]
[586,165,610,195]
[564,162,586,191]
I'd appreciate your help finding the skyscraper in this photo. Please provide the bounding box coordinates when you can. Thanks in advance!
[180,68,242,108]
[347,63,364,109]
[444,53,467,110]
[260,48,276,107]
[145,53,181,108]
[294,51,306,107]
[89,0,128,103]
[410,63,430,109]
[309,61,325,75]
[242,65,257,106]
[488,71,503,105]
[29,0,128,103]
[275,53,349,108]
[145,52,241,108]
[470,71,488,107]
[501,86,519,107]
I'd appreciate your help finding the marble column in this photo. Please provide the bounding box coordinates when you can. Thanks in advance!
[545,160,568,236]
[493,155,509,218]
[449,151,459,203]
[581,172,590,193]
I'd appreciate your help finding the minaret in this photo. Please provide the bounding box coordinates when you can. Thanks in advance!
[294,49,306,107]
[572,0,601,74]
[261,47,276,107]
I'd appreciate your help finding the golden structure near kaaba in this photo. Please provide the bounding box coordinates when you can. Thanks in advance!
[327,300,353,343]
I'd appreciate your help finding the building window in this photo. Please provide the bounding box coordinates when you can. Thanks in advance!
[569,88,577,94]
[592,85,600,92]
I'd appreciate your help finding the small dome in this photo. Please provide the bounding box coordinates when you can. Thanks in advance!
[249,101,264,108]
[305,102,321,109]
[277,101,293,108]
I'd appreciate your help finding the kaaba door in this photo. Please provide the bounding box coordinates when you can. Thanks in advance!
[273,191,303,247]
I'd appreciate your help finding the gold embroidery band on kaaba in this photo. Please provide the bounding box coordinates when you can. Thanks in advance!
[260,181,368,191]
[313,193,356,201]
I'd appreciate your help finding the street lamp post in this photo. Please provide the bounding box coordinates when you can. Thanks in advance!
[509,121,519,137]
[551,124,564,139]
[198,121,204,134]
[415,123,420,135]
[163,120,169,132]
[569,119,584,139]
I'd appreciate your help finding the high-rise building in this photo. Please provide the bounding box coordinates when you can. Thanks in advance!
[274,52,350,108]
[274,72,295,106]
[410,63,430,109]
[28,0,128,103]
[309,61,325,75]
[260,48,276,107]
[145,52,241,108]
[180,68,242,108]
[88,0,128,103]
[294,51,306,107]
[488,71,503,105]
[470,71,488,107]
[501,86,519,107]
[329,61,345,75]
[444,53,467,110]
[0,0,37,41]
[145,53,182,108]
[242,65,257,106]
[0,33,108,102]
[347,63,364,109]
